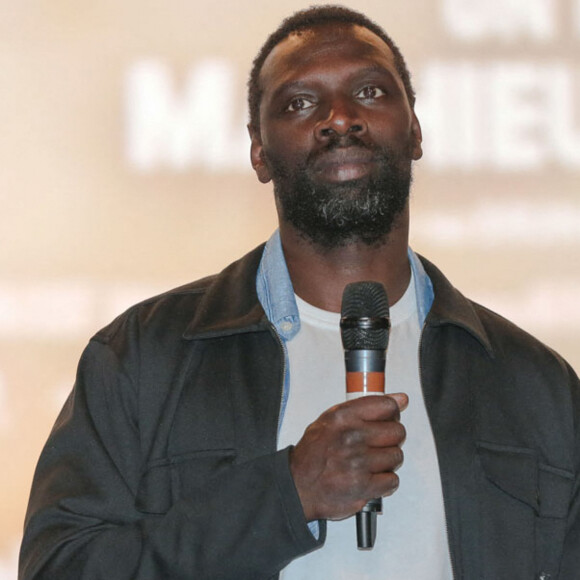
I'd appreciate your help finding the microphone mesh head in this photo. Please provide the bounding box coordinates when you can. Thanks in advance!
[340,281,390,350]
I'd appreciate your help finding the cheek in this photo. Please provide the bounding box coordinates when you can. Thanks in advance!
[369,123,416,158]
[262,129,311,167]
[371,119,411,143]
[369,105,414,134]
[263,118,314,149]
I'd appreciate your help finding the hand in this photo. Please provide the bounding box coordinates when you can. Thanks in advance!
[289,393,408,522]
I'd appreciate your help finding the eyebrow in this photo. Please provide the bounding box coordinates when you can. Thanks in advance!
[268,64,399,104]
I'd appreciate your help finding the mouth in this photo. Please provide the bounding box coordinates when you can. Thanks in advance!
[310,146,377,183]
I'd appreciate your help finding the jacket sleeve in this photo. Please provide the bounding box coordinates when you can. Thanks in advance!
[557,361,580,578]
[19,338,324,580]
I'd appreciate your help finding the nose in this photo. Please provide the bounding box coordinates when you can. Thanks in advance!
[314,99,367,142]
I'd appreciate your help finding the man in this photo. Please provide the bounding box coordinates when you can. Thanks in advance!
[19,6,579,579]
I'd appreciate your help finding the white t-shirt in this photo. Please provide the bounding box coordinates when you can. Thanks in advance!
[278,274,453,579]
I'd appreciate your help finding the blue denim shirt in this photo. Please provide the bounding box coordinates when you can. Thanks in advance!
[256,229,435,428]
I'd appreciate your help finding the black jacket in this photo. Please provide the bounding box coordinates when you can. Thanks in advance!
[20,245,580,579]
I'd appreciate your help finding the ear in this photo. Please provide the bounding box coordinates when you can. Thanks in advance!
[248,124,272,184]
[410,112,423,161]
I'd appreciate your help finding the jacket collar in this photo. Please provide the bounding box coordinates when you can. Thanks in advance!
[183,240,494,358]
[419,255,494,357]
[182,243,268,339]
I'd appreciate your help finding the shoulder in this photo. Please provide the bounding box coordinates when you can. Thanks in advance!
[89,274,215,353]
[90,242,267,353]
[420,254,578,386]
[470,299,577,384]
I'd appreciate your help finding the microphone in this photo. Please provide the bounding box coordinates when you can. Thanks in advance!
[340,281,390,550]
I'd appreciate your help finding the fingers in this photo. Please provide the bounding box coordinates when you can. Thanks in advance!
[289,393,409,522]
[367,471,401,499]
[364,442,405,473]
[333,436,404,480]
[388,392,409,412]
[346,448,404,489]
[329,393,404,423]
[339,417,406,449]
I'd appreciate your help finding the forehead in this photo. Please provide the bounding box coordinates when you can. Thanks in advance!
[259,23,398,93]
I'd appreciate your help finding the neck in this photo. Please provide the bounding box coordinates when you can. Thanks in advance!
[279,207,411,313]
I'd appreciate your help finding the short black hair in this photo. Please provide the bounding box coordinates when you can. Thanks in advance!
[247,5,416,131]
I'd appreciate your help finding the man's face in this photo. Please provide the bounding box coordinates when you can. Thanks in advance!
[250,23,423,248]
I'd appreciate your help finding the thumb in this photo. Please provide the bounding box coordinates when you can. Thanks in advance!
[388,392,409,412]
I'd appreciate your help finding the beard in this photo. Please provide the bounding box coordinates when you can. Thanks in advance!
[265,135,414,249]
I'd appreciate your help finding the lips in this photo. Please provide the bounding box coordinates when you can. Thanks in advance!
[310,146,377,182]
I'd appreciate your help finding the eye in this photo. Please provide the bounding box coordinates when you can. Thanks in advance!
[285,96,315,112]
[355,86,386,100]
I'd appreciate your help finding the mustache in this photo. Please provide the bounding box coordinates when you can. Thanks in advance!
[315,133,375,152]
[306,134,380,166]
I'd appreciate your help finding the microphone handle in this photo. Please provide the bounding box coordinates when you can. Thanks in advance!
[344,349,386,549]
[356,498,382,549]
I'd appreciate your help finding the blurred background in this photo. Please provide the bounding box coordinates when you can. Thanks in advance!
[1,0,579,575]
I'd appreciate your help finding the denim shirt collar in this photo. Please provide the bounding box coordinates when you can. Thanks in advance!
[256,229,434,335]
[256,230,301,341]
